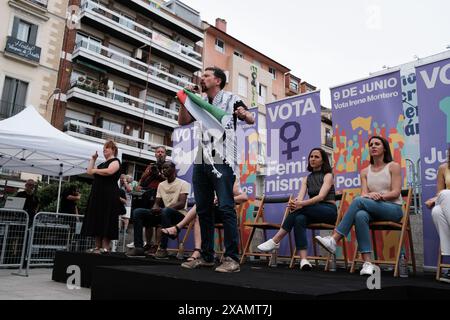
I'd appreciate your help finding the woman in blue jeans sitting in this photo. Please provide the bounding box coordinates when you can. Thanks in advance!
[315,136,403,276]
[258,148,337,271]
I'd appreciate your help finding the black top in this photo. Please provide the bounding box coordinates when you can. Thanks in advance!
[60,189,77,215]
[81,158,122,240]
[306,171,336,202]
[15,191,39,219]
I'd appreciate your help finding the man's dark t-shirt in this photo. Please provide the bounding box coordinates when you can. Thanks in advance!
[60,190,77,215]
[15,191,39,222]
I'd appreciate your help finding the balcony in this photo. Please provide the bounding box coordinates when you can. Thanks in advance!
[64,120,173,161]
[0,168,21,179]
[28,0,47,7]
[72,39,195,95]
[115,0,203,42]
[80,0,202,71]
[12,0,48,15]
[67,79,179,129]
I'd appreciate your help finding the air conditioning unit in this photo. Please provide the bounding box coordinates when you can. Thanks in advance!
[133,48,143,60]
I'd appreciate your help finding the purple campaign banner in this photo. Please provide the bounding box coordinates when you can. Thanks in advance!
[265,92,322,255]
[265,92,322,197]
[172,123,197,200]
[331,71,406,191]
[416,58,450,267]
[236,108,259,200]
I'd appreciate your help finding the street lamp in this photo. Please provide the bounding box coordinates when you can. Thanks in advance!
[46,88,61,114]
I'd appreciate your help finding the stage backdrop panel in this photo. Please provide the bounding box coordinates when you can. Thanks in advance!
[331,71,407,262]
[265,92,322,256]
[416,57,450,268]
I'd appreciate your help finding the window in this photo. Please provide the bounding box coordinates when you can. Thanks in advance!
[215,38,225,53]
[108,44,131,66]
[65,109,93,124]
[144,131,164,145]
[177,72,192,86]
[238,74,248,98]
[290,79,298,92]
[112,12,135,29]
[102,119,124,134]
[258,84,267,104]
[325,127,333,148]
[234,50,243,59]
[1,77,28,119]
[146,96,167,116]
[76,32,102,53]
[113,84,129,103]
[269,67,277,80]
[12,18,38,44]
[151,60,170,80]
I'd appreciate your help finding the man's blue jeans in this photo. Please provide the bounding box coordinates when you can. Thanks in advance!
[193,163,238,263]
[336,197,403,253]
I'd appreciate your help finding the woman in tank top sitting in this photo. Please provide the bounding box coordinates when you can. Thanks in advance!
[315,136,403,276]
[426,148,450,262]
[257,148,337,271]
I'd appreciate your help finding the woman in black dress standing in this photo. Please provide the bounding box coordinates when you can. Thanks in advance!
[83,141,121,254]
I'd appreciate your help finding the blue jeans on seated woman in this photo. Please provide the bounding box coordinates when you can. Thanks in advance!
[282,202,337,250]
[335,197,403,254]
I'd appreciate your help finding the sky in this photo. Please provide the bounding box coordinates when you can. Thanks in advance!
[181,0,450,107]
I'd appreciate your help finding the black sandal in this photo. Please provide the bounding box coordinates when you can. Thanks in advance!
[162,225,181,240]
[187,248,202,262]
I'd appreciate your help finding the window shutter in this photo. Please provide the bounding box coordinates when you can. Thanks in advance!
[11,17,20,38]
[29,24,38,45]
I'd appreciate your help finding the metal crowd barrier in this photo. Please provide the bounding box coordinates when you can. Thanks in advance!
[21,212,95,276]
[10,212,128,276]
[0,209,28,269]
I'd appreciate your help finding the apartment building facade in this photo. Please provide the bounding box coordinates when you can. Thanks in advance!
[52,0,204,179]
[0,0,68,184]
[0,0,68,122]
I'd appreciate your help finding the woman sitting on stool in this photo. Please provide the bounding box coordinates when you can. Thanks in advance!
[426,148,450,265]
[257,148,337,271]
[315,136,403,276]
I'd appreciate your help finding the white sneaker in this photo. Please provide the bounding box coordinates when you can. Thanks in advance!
[126,241,146,249]
[257,239,280,252]
[300,259,312,271]
[314,236,336,254]
[360,262,375,276]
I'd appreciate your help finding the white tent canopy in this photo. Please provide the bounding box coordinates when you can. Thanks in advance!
[0,106,108,212]
[0,106,105,176]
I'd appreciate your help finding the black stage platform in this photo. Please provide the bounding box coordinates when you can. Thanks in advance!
[90,263,450,300]
[52,251,180,288]
[52,252,450,300]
